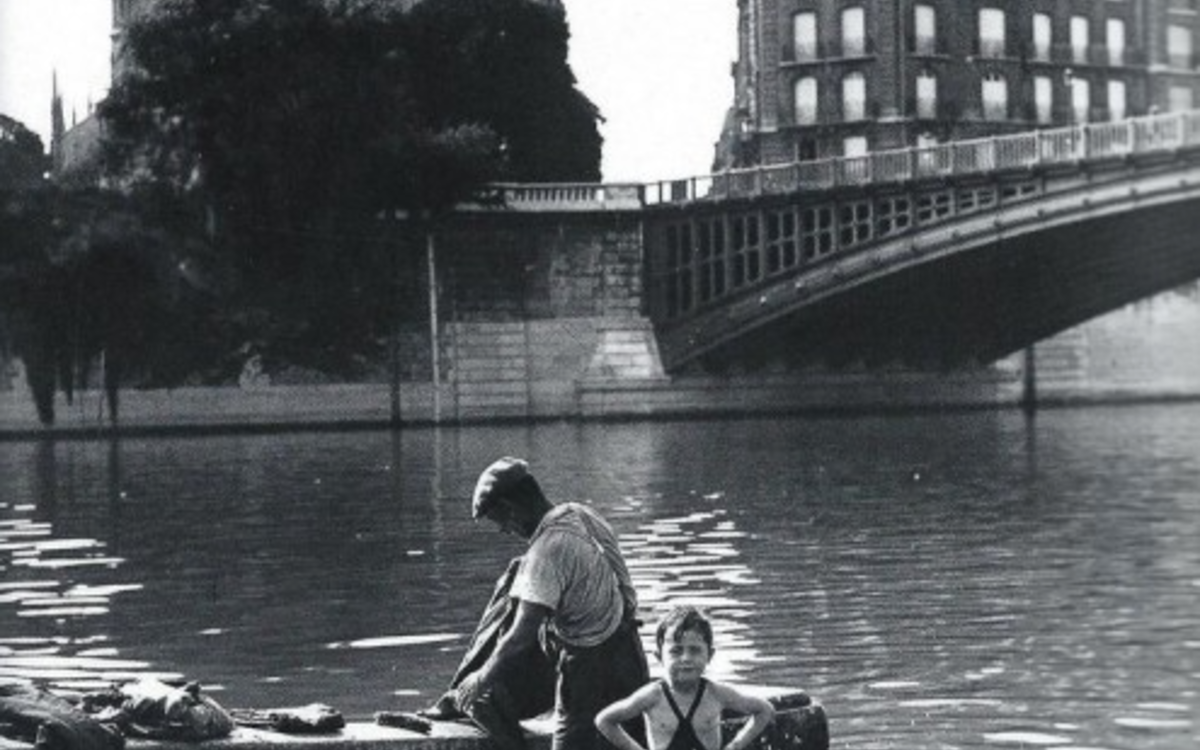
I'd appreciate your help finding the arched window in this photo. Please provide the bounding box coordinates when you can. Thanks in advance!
[794,77,818,125]
[843,72,866,121]
[1070,16,1090,64]
[1108,80,1127,121]
[1071,77,1091,123]
[914,5,936,55]
[1168,24,1193,69]
[1107,19,1126,66]
[916,71,937,119]
[1034,76,1053,124]
[793,12,817,61]
[1169,85,1194,112]
[979,8,1006,58]
[842,7,866,57]
[982,73,1008,121]
[1032,14,1052,62]
[843,136,868,157]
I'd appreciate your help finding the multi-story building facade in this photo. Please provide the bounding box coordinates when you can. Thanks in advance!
[716,0,1200,169]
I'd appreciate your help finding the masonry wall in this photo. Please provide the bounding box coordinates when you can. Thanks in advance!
[387,211,650,383]
[436,212,645,321]
[3,211,1200,434]
[1033,288,1200,404]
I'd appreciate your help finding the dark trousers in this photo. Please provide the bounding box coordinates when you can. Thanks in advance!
[552,620,650,750]
[452,562,648,750]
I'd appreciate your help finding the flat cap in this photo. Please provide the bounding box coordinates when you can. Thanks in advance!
[471,457,530,520]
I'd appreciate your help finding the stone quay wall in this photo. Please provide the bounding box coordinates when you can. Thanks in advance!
[2,207,1200,436]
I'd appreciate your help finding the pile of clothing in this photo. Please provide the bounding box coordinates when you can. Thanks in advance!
[0,683,124,750]
[1,678,346,750]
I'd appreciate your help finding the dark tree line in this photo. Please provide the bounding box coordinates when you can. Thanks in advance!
[2,0,602,424]
[0,115,48,189]
[2,186,227,424]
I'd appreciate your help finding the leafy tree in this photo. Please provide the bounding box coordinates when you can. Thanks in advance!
[99,0,601,377]
[407,0,603,182]
[1,186,212,424]
[100,0,508,376]
[0,115,48,190]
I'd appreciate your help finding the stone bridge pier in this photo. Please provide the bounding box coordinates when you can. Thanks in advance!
[392,203,672,421]
[394,194,1030,423]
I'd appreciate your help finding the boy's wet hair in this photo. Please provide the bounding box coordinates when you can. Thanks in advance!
[655,605,715,657]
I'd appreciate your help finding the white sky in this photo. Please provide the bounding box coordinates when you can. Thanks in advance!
[0,0,736,183]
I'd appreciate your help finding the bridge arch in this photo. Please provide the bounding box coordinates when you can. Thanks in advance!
[647,155,1200,373]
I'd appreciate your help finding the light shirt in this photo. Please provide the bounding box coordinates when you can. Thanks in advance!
[511,503,634,648]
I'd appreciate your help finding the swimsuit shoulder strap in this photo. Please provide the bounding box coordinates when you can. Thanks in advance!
[659,679,708,723]
[659,679,687,722]
[684,678,708,721]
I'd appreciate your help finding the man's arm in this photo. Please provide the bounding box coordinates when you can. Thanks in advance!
[595,683,657,750]
[711,684,774,750]
[457,599,550,707]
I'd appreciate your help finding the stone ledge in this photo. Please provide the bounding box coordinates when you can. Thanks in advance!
[122,690,827,750]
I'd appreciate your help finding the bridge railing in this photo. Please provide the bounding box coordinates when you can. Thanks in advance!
[485,182,645,211]
[479,109,1200,211]
[644,109,1200,206]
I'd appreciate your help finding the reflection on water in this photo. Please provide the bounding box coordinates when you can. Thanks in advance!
[0,440,158,690]
[625,507,769,681]
[2,406,1199,750]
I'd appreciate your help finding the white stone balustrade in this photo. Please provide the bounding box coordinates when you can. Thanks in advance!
[478,109,1200,212]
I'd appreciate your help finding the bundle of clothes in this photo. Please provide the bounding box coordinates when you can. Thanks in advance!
[2,560,554,750]
[0,678,345,750]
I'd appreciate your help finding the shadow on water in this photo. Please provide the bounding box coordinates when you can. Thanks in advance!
[1,407,1197,749]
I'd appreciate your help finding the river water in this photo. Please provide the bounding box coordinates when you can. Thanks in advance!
[1,406,1197,749]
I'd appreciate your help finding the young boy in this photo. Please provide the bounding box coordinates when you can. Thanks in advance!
[595,606,775,750]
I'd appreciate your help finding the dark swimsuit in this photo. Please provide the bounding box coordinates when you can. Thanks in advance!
[660,678,709,750]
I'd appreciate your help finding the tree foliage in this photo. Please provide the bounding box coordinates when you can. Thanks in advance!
[407,0,602,182]
[0,115,48,190]
[98,0,602,377]
[1,186,211,424]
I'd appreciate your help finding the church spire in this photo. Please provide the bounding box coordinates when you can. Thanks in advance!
[50,70,65,170]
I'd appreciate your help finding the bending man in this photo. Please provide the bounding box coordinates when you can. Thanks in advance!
[456,457,649,750]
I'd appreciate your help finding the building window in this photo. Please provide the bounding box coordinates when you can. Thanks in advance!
[1170,85,1194,112]
[916,71,937,119]
[842,6,866,57]
[793,12,817,62]
[843,136,868,157]
[1033,13,1052,62]
[982,73,1008,121]
[914,4,936,55]
[913,134,940,177]
[839,201,872,247]
[979,8,1006,58]
[801,207,835,259]
[1070,16,1089,64]
[794,77,818,124]
[843,72,866,121]
[795,139,818,162]
[1107,19,1126,66]
[1108,80,1127,121]
[663,223,693,316]
[1168,24,1193,69]
[1071,77,1091,122]
[765,210,797,274]
[1034,76,1053,124]
[730,214,760,286]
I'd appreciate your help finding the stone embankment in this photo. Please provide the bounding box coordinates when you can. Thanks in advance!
[4,294,1200,437]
